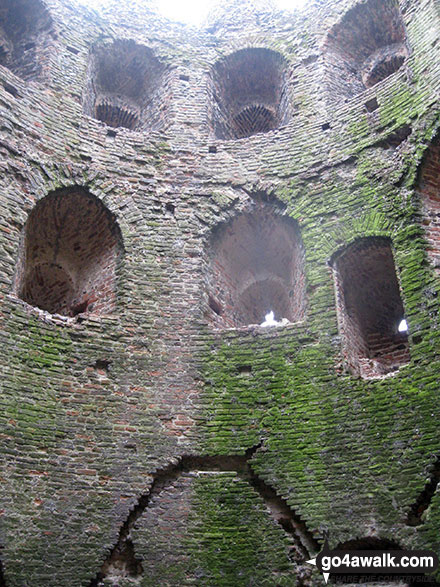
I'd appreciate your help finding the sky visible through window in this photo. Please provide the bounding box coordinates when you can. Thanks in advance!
[76,0,310,25]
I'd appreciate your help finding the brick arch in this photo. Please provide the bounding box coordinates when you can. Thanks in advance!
[206,205,306,328]
[83,39,167,131]
[210,47,291,140]
[15,187,124,317]
[330,236,410,379]
[0,0,54,81]
[324,0,409,101]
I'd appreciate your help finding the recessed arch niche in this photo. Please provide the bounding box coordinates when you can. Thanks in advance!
[324,0,409,101]
[84,39,167,131]
[0,0,54,81]
[211,48,291,140]
[206,206,306,329]
[16,187,123,317]
[330,237,410,379]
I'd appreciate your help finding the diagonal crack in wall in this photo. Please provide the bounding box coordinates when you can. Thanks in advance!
[88,444,320,586]
[406,456,440,527]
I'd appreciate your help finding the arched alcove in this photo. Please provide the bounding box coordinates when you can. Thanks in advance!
[331,237,410,379]
[16,187,123,317]
[324,0,409,101]
[0,0,53,81]
[206,207,306,328]
[417,132,440,274]
[84,39,166,131]
[211,48,290,140]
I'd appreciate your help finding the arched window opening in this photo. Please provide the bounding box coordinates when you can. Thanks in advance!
[417,133,440,274]
[324,0,409,101]
[211,48,290,140]
[16,188,123,317]
[84,40,166,131]
[331,237,410,379]
[207,208,306,329]
[0,0,53,81]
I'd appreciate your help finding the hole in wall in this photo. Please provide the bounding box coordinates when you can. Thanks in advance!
[211,48,290,140]
[365,97,379,113]
[0,0,54,81]
[2,81,20,98]
[209,145,217,153]
[416,132,440,275]
[15,187,123,318]
[330,237,410,379]
[100,539,143,580]
[207,205,305,329]
[324,0,409,101]
[165,202,175,215]
[84,39,167,132]
[94,359,111,373]
[378,124,412,149]
[208,295,223,316]
[321,122,331,131]
[66,45,79,55]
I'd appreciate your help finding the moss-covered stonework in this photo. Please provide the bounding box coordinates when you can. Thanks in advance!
[0,0,440,585]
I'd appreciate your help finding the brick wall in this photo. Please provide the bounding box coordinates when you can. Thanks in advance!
[0,0,439,585]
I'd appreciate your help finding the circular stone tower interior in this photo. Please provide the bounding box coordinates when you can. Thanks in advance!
[0,0,440,585]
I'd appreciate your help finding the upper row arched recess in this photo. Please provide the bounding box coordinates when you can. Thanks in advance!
[0,0,54,81]
[0,0,412,137]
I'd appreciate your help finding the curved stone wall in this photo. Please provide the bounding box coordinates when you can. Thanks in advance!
[0,0,440,585]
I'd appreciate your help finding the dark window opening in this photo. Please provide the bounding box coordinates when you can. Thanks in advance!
[331,237,410,379]
[15,187,123,318]
[207,206,305,329]
[211,48,290,140]
[324,0,409,101]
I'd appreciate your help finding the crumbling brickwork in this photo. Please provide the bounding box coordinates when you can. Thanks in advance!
[0,0,440,585]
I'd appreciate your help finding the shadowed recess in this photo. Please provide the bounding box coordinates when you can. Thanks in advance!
[206,206,306,328]
[417,132,440,274]
[324,0,409,100]
[84,39,166,131]
[331,237,410,378]
[16,187,123,317]
[0,0,54,81]
[88,447,319,586]
[211,47,290,139]
[407,456,440,527]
